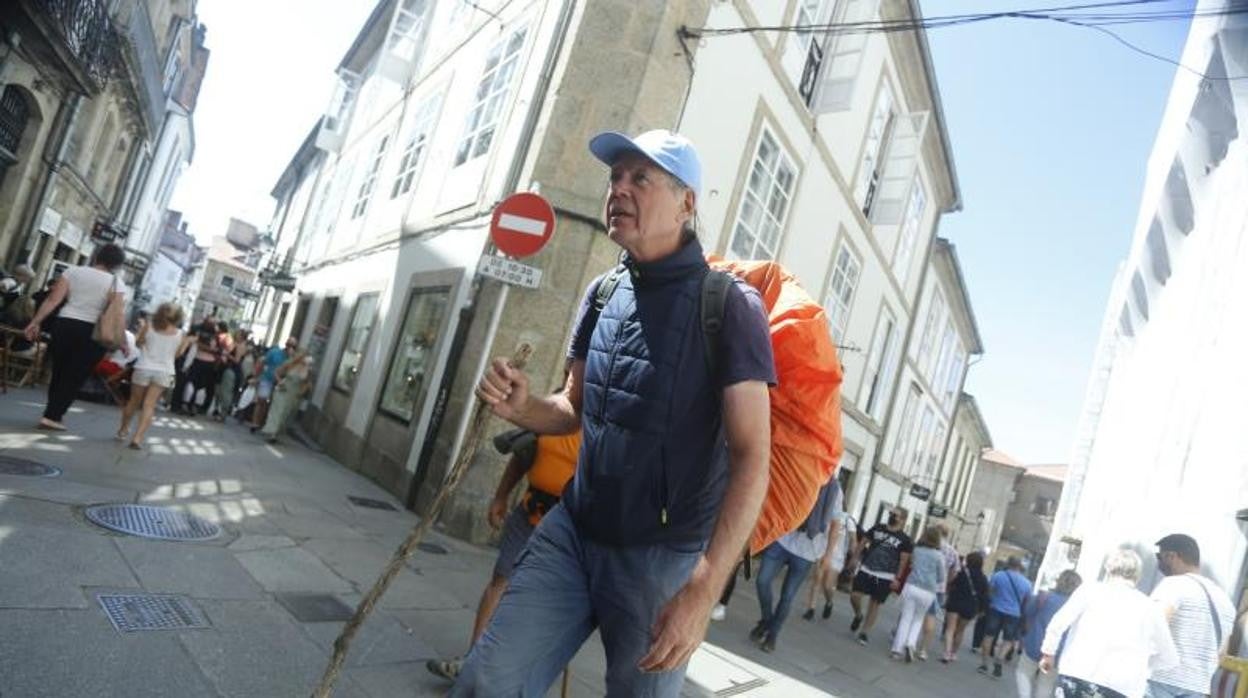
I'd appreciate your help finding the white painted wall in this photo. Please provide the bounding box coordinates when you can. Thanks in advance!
[1039,3,1248,596]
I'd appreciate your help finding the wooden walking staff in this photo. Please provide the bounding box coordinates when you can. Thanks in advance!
[311,343,533,698]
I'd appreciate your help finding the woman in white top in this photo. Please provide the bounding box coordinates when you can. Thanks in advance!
[24,244,128,431]
[1039,549,1179,698]
[118,302,194,450]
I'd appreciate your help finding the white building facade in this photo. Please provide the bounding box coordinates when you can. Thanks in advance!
[678,0,964,528]
[1038,1,1248,605]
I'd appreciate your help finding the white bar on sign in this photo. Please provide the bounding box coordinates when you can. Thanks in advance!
[498,213,547,237]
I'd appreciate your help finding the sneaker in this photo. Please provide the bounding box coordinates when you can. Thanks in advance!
[426,658,462,681]
[822,602,833,619]
[903,647,914,663]
[889,651,903,661]
[850,614,863,632]
[977,664,990,675]
[1004,647,1015,662]
[856,633,869,646]
[761,634,776,653]
[992,663,1002,679]
[939,652,953,664]
[802,608,815,621]
[916,650,928,662]
[710,604,727,621]
[749,621,768,643]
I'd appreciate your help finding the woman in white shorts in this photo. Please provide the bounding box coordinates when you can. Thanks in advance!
[118,302,193,449]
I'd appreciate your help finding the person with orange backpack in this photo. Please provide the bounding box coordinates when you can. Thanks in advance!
[460,129,776,697]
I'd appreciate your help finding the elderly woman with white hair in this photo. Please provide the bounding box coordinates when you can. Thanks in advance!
[1039,549,1178,698]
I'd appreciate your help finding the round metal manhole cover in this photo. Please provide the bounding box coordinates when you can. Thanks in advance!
[0,456,62,478]
[84,504,222,541]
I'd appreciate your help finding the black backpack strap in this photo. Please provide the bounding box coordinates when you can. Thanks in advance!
[593,264,627,313]
[579,264,627,342]
[700,269,732,381]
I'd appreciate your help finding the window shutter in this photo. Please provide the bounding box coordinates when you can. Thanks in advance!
[870,111,929,225]
[811,0,881,114]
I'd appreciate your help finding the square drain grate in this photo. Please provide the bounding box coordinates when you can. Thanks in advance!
[347,496,398,511]
[97,593,211,633]
[275,593,356,622]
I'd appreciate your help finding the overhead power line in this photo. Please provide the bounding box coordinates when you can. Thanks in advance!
[681,0,1248,81]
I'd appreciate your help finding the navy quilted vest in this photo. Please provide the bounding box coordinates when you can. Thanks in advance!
[563,240,728,546]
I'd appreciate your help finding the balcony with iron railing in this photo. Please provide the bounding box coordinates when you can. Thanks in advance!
[10,0,120,93]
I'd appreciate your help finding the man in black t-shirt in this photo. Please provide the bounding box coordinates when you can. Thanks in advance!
[849,507,914,645]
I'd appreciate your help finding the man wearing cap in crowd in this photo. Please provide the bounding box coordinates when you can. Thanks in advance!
[1148,533,1236,698]
[459,129,776,695]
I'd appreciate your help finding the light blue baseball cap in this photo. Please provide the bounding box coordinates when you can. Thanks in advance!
[588,129,702,198]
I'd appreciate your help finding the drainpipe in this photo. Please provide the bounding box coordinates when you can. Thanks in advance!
[408,0,577,508]
[13,91,82,274]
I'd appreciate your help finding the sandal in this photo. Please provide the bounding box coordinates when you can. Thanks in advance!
[37,418,67,431]
[425,658,462,681]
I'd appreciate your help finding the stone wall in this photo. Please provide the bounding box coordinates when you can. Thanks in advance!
[427,0,712,544]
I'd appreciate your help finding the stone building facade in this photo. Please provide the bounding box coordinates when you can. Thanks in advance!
[0,0,205,301]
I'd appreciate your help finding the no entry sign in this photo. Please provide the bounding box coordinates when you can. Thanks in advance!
[490,192,555,258]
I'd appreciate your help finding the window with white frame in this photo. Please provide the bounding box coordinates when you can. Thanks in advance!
[892,176,926,286]
[729,128,798,260]
[351,135,390,219]
[908,405,935,475]
[855,84,895,214]
[869,112,928,224]
[915,290,946,376]
[454,26,527,167]
[391,93,442,198]
[861,307,899,420]
[385,0,428,64]
[924,423,946,478]
[942,342,966,408]
[892,382,921,466]
[931,322,955,388]
[812,0,881,113]
[823,241,861,342]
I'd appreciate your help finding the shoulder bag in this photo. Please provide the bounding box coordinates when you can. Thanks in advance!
[91,275,125,350]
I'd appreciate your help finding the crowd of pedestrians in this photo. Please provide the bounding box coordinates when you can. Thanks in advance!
[4,243,314,449]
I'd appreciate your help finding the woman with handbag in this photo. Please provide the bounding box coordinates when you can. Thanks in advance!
[23,244,128,431]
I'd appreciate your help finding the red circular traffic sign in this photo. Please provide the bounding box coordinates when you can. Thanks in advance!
[490,192,555,258]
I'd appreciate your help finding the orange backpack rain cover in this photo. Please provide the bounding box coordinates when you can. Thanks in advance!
[709,259,844,555]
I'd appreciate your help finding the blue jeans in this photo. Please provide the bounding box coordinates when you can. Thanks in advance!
[452,505,703,697]
[1145,681,1204,698]
[755,542,814,641]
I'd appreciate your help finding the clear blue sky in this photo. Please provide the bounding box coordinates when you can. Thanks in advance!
[924,1,1194,464]
[172,1,1195,466]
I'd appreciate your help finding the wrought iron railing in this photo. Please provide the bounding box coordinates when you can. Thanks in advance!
[37,0,119,87]
[798,38,824,108]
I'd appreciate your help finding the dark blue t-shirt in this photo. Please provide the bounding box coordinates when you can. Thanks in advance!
[567,275,775,389]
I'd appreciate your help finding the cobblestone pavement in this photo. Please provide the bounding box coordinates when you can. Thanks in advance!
[0,389,1012,697]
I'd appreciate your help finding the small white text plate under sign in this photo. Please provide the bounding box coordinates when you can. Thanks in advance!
[478,255,542,289]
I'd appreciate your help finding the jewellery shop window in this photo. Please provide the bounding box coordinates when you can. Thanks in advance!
[334,292,379,394]
[378,286,450,423]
